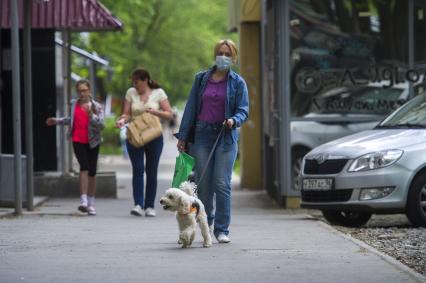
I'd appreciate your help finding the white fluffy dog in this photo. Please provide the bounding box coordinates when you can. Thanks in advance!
[159,181,212,248]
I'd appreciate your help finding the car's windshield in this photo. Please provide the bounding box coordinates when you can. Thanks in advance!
[311,86,405,115]
[377,94,426,128]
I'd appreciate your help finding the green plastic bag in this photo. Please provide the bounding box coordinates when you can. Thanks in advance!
[172,152,195,187]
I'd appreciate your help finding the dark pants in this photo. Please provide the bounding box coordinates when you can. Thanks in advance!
[126,135,163,209]
[72,142,100,176]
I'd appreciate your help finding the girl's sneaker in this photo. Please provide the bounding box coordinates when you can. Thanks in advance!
[87,206,96,216]
[78,204,88,213]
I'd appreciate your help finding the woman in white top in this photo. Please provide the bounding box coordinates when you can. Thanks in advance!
[116,68,173,217]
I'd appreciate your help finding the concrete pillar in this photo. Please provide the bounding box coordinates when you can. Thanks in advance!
[239,23,262,189]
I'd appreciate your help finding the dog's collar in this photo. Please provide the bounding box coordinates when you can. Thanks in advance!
[178,202,200,217]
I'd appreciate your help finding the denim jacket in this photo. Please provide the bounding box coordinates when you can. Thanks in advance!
[57,98,105,148]
[175,67,249,147]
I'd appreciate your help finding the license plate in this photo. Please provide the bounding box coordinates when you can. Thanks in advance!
[302,178,333,191]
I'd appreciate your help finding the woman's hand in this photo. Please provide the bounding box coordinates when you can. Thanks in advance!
[117,100,131,128]
[145,108,157,115]
[116,118,126,129]
[177,140,187,152]
[46,117,57,126]
[224,118,234,129]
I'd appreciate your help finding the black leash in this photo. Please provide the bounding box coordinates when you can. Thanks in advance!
[193,124,225,195]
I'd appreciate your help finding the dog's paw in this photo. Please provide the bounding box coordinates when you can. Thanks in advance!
[203,236,212,247]
[179,237,190,248]
[180,240,193,248]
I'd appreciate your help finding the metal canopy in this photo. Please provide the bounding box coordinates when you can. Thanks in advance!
[0,0,123,31]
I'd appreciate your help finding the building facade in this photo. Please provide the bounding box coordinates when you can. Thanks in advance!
[232,0,426,207]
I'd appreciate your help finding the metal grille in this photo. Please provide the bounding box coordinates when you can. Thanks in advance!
[304,159,349,174]
[301,189,353,202]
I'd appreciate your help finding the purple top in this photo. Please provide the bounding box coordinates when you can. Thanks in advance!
[197,75,227,122]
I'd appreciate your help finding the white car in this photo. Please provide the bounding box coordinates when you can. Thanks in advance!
[291,82,424,190]
[299,93,426,227]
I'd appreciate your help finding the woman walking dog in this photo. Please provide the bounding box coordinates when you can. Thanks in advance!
[175,39,249,243]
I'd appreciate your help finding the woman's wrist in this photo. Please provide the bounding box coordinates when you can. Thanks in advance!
[115,115,129,128]
[117,114,129,123]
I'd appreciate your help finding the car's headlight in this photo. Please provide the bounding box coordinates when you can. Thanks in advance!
[348,149,403,172]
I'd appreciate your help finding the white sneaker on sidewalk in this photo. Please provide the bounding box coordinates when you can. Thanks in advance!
[216,234,231,243]
[145,207,156,217]
[87,206,96,216]
[131,205,143,216]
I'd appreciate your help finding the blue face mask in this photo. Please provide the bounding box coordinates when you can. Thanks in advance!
[215,55,232,70]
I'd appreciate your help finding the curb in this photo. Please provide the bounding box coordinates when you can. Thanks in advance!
[0,196,49,218]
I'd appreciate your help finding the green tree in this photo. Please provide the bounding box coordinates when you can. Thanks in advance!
[73,0,236,108]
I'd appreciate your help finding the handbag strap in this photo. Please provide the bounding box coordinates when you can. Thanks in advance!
[195,124,225,194]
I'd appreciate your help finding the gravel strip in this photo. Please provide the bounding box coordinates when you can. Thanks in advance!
[309,212,426,276]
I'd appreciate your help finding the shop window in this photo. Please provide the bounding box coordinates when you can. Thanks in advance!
[290,0,411,117]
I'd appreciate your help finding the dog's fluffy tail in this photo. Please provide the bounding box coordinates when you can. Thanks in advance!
[179,181,196,196]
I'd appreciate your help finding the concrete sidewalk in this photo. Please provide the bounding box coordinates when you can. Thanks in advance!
[1,135,425,283]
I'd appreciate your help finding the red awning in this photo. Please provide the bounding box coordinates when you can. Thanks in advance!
[0,0,123,31]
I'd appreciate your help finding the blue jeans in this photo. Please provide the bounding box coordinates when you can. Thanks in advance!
[126,135,163,209]
[191,121,237,237]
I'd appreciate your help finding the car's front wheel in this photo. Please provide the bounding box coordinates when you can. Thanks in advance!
[321,210,372,227]
[406,174,426,227]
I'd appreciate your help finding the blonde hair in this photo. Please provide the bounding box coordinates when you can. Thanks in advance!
[214,39,238,64]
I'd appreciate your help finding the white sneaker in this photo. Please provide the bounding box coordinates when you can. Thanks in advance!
[145,207,156,217]
[216,234,231,243]
[131,205,143,216]
[87,206,96,216]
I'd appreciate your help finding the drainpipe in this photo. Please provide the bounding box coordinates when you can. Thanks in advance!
[278,0,293,207]
[60,30,71,174]
[408,0,414,99]
[24,0,34,211]
[11,0,23,215]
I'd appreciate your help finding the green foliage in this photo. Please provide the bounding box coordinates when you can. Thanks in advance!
[72,0,237,105]
[100,145,122,155]
[99,115,123,155]
[102,115,120,147]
